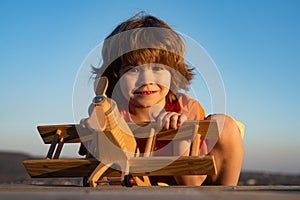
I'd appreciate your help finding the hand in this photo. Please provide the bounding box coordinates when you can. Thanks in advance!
[79,117,90,129]
[156,112,187,130]
[79,117,102,132]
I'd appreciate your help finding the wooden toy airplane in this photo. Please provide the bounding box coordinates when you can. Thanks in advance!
[23,77,219,187]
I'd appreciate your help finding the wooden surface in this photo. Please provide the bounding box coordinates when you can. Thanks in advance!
[25,120,219,184]
[94,99,137,163]
[129,156,216,176]
[23,159,99,178]
[23,155,216,178]
[37,124,91,144]
[37,120,219,144]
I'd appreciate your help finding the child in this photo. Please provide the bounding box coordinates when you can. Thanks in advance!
[80,13,244,186]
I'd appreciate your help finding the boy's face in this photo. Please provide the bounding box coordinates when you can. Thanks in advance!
[119,63,171,109]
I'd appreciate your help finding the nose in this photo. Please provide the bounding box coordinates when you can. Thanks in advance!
[137,69,155,86]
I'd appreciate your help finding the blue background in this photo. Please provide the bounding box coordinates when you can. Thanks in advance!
[0,0,299,174]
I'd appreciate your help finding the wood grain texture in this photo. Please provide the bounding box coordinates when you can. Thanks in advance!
[37,124,91,144]
[129,155,217,176]
[23,155,216,178]
[27,120,219,183]
[23,159,99,178]
[37,120,219,144]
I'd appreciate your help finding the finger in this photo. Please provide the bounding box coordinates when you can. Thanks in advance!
[170,114,179,129]
[177,114,187,126]
[156,111,168,128]
[163,114,170,129]
[162,112,177,130]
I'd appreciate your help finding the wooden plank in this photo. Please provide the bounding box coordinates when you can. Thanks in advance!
[23,159,100,178]
[37,124,92,144]
[129,155,217,176]
[23,156,216,178]
[131,120,219,141]
[190,125,201,156]
[37,120,219,144]
[144,128,155,157]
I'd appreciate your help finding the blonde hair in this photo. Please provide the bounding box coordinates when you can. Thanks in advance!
[93,13,194,103]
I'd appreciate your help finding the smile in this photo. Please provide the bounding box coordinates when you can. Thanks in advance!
[134,91,157,96]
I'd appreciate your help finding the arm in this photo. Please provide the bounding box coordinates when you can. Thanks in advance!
[156,96,207,186]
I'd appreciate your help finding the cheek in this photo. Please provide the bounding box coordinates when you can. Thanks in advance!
[119,75,134,99]
[155,71,171,89]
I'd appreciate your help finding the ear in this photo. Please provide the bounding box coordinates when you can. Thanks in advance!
[94,76,109,96]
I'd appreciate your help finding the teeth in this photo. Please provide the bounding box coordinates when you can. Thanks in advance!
[137,91,153,94]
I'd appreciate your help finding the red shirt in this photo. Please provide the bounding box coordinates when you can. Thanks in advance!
[119,93,205,156]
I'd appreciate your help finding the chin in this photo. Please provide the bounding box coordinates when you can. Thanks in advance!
[134,101,156,108]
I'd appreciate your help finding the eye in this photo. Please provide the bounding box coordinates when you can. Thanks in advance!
[128,67,139,73]
[123,66,139,73]
[152,65,164,71]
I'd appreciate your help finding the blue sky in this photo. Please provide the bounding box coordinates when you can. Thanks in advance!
[0,0,299,174]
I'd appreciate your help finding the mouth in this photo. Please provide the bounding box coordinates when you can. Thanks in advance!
[133,90,157,96]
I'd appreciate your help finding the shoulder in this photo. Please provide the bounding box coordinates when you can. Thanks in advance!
[176,93,200,109]
[176,93,205,120]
